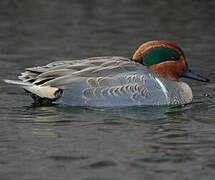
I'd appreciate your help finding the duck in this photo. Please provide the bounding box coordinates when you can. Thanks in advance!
[4,40,209,107]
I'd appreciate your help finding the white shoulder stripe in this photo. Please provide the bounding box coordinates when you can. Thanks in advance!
[155,77,168,101]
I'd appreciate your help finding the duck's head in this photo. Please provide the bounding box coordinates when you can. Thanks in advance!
[132,40,209,82]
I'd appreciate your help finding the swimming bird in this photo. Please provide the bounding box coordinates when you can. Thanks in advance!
[4,41,209,107]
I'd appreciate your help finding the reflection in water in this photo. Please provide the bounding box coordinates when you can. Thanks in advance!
[1,99,215,179]
[16,104,190,123]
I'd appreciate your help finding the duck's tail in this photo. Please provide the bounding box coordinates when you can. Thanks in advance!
[4,79,32,87]
[4,79,62,104]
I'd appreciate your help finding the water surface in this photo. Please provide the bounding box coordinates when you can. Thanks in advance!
[1,0,215,180]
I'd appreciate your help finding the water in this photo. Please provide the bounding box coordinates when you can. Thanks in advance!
[1,0,215,179]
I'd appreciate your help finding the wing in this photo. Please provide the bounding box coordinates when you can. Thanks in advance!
[18,56,139,86]
[18,56,149,87]
[13,56,170,106]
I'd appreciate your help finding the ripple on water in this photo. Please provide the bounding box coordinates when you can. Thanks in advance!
[48,155,89,161]
[82,161,117,169]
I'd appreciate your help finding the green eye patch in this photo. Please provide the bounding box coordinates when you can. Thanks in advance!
[141,47,180,66]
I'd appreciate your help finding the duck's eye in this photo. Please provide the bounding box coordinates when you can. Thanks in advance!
[171,56,177,60]
[141,47,180,66]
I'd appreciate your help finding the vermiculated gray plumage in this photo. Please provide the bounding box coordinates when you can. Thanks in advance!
[5,56,192,107]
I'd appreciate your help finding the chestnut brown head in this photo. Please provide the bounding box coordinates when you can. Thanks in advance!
[132,41,209,82]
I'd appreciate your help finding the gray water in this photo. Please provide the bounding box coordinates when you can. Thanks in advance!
[1,0,215,180]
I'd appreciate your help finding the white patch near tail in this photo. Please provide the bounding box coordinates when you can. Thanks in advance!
[4,79,58,99]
